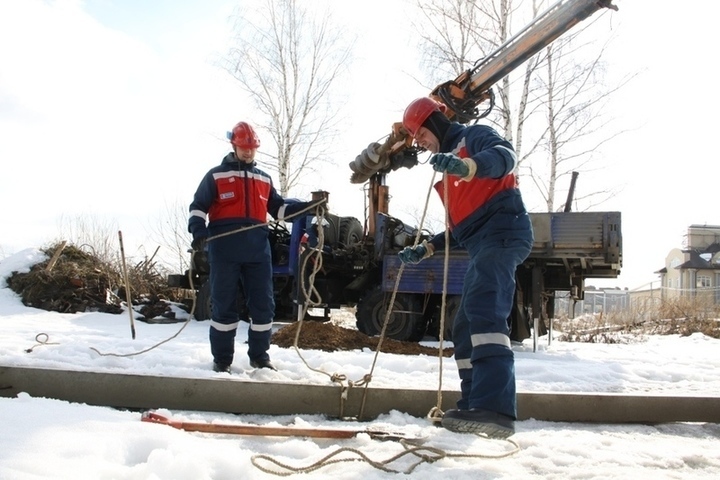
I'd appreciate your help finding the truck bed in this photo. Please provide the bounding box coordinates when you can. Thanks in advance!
[529,211,622,285]
[383,211,622,295]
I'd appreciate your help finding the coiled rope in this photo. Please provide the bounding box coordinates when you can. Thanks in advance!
[251,437,520,475]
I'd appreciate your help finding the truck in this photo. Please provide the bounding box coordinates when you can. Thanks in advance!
[169,0,622,344]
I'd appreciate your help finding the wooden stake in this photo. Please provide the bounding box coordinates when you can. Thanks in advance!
[45,241,67,273]
[118,231,136,339]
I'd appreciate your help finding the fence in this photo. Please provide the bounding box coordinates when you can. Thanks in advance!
[553,285,720,320]
[554,289,631,317]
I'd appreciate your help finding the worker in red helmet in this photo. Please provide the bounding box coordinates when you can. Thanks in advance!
[399,97,534,439]
[228,121,260,149]
[188,120,315,373]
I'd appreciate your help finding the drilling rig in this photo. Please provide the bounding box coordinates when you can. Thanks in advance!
[172,0,622,344]
[342,0,620,341]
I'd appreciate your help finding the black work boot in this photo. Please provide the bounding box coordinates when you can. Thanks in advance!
[212,362,231,373]
[441,408,515,439]
[250,358,277,371]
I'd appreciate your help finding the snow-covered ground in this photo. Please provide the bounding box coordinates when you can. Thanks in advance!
[2,248,719,479]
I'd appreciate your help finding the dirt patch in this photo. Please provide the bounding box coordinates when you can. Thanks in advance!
[272,321,454,357]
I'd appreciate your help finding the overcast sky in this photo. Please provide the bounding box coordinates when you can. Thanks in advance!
[0,0,717,290]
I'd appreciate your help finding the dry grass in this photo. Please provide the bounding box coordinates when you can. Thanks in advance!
[553,296,720,343]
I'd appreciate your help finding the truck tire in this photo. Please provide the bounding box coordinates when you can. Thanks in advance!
[355,286,425,342]
[438,295,461,342]
[195,280,250,323]
[195,280,212,321]
[338,217,363,247]
[433,294,524,343]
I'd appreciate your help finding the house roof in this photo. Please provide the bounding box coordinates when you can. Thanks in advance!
[676,249,720,270]
[705,242,720,254]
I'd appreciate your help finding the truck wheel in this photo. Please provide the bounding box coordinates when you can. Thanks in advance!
[509,283,532,342]
[338,217,364,247]
[355,286,425,342]
[438,295,461,342]
[195,280,212,320]
[194,281,250,323]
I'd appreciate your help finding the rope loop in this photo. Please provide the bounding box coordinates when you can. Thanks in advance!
[426,406,444,424]
[25,332,59,353]
[330,373,347,383]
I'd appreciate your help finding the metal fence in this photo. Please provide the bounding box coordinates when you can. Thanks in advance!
[553,285,720,320]
[554,289,631,317]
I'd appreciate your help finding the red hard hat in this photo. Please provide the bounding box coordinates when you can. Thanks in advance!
[402,97,446,137]
[228,121,260,149]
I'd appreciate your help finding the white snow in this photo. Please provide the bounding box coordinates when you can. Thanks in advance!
[1,248,719,479]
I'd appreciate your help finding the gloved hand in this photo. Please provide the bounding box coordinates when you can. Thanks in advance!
[191,236,207,252]
[430,153,470,178]
[398,240,433,264]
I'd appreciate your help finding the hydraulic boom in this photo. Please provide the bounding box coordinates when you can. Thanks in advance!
[349,0,618,190]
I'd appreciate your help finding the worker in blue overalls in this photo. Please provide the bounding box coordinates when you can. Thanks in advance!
[399,97,534,439]
[188,121,315,373]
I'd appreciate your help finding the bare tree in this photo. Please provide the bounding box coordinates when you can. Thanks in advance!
[145,199,192,274]
[223,0,354,196]
[417,0,481,79]
[414,0,628,212]
[525,22,631,211]
[415,0,537,164]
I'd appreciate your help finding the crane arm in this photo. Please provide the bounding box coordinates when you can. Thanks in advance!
[349,0,618,185]
[432,0,618,123]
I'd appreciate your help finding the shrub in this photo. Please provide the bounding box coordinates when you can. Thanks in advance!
[553,296,720,342]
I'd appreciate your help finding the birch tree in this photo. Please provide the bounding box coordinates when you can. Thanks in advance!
[224,0,353,196]
[528,32,628,211]
[414,0,628,212]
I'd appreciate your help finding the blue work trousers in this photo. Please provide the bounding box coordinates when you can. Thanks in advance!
[452,237,532,418]
[208,236,275,366]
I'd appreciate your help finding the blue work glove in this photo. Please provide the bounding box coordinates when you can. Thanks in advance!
[398,241,433,264]
[430,153,470,178]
